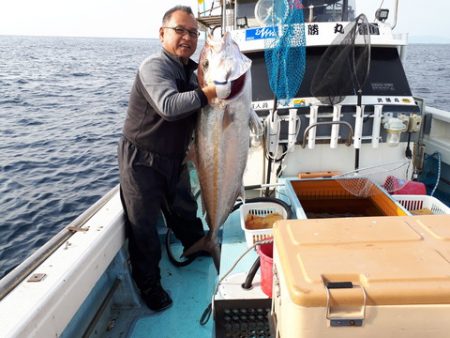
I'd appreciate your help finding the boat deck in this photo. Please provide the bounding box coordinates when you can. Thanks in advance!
[126,255,215,337]
[107,209,264,338]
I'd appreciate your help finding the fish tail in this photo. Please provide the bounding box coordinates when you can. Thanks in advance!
[182,231,221,272]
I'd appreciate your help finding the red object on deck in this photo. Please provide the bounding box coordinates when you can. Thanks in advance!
[257,243,273,298]
[384,176,426,195]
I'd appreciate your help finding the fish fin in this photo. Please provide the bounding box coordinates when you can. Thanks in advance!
[240,185,246,202]
[182,232,221,272]
[222,105,234,130]
[197,194,207,220]
[233,186,246,206]
[183,149,207,218]
[184,145,197,166]
[249,107,264,147]
[249,108,264,137]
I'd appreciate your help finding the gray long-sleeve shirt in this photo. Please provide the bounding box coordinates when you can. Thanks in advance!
[123,48,208,158]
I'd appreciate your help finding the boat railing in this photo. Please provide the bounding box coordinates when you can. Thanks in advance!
[301,121,354,148]
[198,1,221,17]
[0,185,120,301]
[197,0,223,31]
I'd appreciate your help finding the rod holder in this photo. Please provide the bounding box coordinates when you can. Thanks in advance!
[301,121,354,148]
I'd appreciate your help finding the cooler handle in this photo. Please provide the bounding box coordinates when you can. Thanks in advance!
[325,281,367,327]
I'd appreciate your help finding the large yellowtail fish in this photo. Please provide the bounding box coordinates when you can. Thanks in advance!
[184,33,257,270]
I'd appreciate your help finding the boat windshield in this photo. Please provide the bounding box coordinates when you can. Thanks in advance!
[233,0,356,29]
[302,0,356,22]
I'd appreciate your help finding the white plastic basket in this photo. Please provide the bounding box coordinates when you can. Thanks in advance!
[240,202,288,247]
[393,195,450,215]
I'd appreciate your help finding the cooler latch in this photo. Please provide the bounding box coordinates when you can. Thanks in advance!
[325,281,366,327]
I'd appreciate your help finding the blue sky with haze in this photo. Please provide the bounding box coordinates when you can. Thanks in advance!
[0,0,448,43]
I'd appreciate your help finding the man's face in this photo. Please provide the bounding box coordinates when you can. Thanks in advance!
[160,10,199,62]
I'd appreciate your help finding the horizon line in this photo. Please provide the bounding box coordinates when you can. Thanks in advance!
[1,33,449,44]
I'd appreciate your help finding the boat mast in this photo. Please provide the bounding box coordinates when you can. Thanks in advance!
[342,0,348,20]
[392,0,400,29]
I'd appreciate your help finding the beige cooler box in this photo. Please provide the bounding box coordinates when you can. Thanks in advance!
[272,215,450,338]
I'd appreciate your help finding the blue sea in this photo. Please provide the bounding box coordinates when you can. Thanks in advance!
[0,36,449,278]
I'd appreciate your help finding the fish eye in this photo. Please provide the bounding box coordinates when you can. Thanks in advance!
[202,59,209,70]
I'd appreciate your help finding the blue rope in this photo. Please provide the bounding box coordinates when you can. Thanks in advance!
[424,152,441,196]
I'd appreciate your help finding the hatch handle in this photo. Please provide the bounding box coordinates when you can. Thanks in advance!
[325,281,367,327]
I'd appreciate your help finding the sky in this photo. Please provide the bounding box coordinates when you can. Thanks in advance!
[0,0,449,43]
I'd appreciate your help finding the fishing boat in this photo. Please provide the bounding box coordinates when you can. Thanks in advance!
[1,0,450,337]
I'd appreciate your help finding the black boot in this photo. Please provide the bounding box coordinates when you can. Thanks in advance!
[141,281,173,312]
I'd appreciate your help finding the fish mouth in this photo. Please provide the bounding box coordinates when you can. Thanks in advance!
[219,72,246,100]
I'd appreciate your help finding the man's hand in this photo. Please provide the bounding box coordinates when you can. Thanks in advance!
[201,84,217,104]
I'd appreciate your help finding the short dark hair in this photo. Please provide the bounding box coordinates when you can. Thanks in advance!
[162,5,194,24]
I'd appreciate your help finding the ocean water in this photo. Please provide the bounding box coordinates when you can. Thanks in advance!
[0,36,449,278]
[0,36,157,277]
[404,44,450,109]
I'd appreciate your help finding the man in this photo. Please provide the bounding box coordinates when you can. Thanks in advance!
[118,5,216,312]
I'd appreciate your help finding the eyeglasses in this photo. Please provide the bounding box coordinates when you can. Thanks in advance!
[163,26,200,39]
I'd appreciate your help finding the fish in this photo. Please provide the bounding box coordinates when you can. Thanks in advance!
[183,32,255,270]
